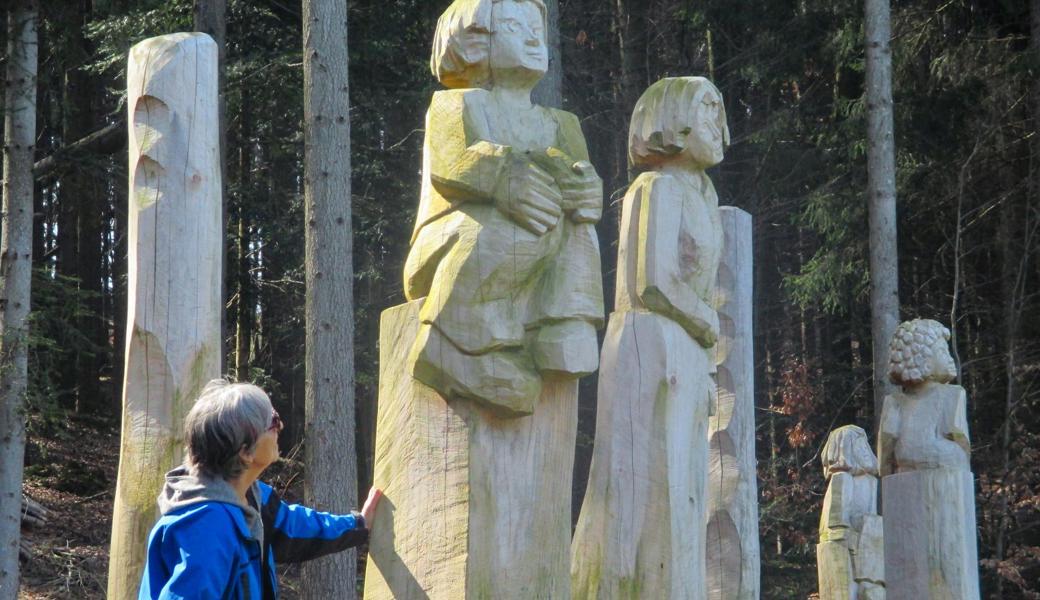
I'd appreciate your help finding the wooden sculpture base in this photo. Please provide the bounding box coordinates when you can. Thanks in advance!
[364,300,577,600]
[882,469,980,600]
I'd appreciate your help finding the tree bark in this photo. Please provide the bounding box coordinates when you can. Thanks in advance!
[193,0,228,373]
[0,3,38,597]
[235,92,253,379]
[615,0,647,185]
[864,0,899,424]
[531,0,562,109]
[64,0,104,411]
[302,0,358,597]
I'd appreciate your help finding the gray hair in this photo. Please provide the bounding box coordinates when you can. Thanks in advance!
[430,0,547,89]
[184,379,273,480]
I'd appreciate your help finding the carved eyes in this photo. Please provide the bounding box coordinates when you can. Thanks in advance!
[499,20,522,33]
[494,18,542,38]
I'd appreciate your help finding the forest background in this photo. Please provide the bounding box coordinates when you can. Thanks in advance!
[7,0,1039,597]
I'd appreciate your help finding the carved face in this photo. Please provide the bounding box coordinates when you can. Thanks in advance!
[488,1,547,87]
[684,91,726,168]
[927,337,957,383]
[852,435,877,472]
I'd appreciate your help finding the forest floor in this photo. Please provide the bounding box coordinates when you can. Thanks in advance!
[16,413,340,599]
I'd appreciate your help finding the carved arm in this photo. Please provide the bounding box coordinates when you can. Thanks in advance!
[635,176,719,347]
[425,91,562,235]
[943,387,971,458]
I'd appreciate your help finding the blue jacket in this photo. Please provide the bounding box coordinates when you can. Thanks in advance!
[139,466,367,600]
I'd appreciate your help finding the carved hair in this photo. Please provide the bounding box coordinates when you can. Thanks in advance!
[628,76,730,168]
[888,319,952,386]
[431,0,547,89]
[184,378,274,480]
[821,425,878,478]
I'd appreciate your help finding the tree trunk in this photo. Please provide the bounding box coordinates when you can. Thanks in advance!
[111,157,128,413]
[616,0,647,115]
[302,0,358,597]
[0,3,38,597]
[864,0,899,424]
[235,92,253,379]
[615,0,647,184]
[531,0,562,109]
[64,0,105,411]
[193,0,228,373]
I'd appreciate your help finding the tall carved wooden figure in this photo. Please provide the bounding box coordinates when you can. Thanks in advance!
[879,319,980,600]
[571,76,727,600]
[363,0,604,598]
[817,426,885,600]
[107,33,222,600]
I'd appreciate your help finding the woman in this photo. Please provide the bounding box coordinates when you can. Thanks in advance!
[139,379,382,599]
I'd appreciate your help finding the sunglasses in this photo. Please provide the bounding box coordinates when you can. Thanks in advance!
[268,409,284,433]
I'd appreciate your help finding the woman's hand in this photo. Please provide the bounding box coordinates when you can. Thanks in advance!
[361,487,383,531]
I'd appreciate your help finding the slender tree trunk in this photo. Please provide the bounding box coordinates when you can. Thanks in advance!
[994,178,1018,599]
[193,0,228,372]
[0,4,38,597]
[235,93,253,379]
[864,0,899,424]
[302,0,358,597]
[111,157,128,413]
[531,0,562,109]
[997,5,1040,591]
[64,0,104,411]
[615,0,647,184]
[55,4,82,406]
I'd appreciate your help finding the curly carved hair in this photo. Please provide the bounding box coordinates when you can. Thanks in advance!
[888,319,952,386]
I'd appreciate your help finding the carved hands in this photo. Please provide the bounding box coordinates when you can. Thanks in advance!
[529,147,603,223]
[493,156,563,235]
[492,147,604,234]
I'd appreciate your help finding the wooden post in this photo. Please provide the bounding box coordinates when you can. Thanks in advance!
[107,33,221,600]
[706,207,761,600]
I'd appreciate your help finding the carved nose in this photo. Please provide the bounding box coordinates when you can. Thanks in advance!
[525,36,539,47]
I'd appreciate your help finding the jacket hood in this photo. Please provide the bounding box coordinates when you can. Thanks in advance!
[158,464,264,544]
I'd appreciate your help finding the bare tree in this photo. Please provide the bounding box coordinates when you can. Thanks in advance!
[302,0,358,597]
[0,3,38,598]
[864,0,899,423]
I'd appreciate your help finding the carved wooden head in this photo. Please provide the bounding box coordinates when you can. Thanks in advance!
[431,0,548,90]
[628,76,730,170]
[888,319,956,387]
[821,425,879,479]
